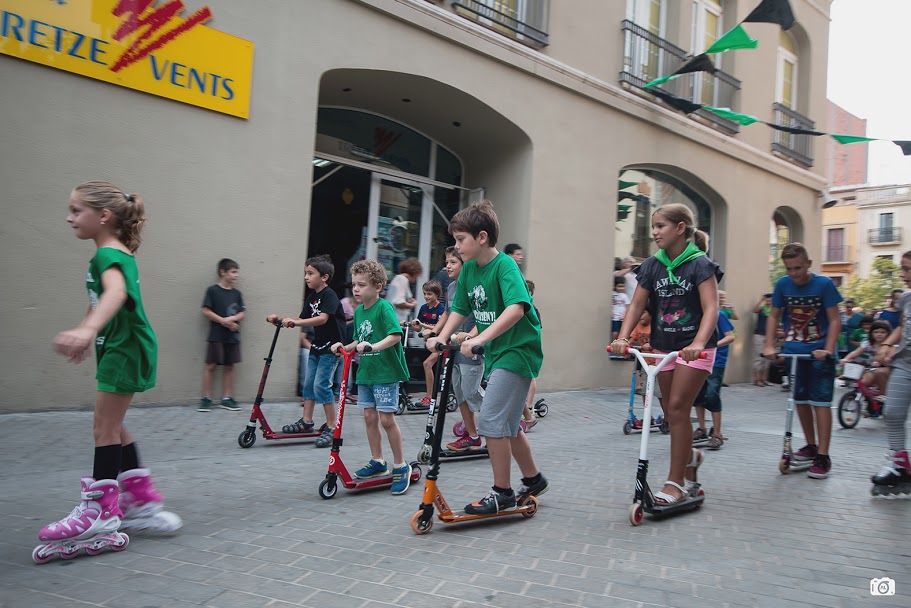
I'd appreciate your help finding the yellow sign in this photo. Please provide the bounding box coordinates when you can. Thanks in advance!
[0,0,254,118]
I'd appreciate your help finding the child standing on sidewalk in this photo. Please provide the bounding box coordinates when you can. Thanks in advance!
[870,250,911,495]
[200,258,246,412]
[41,182,179,559]
[763,243,842,479]
[692,311,736,449]
[410,280,446,406]
[334,260,413,495]
[611,203,722,505]
[427,201,548,513]
[267,255,346,448]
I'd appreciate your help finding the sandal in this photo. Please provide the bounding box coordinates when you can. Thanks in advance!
[692,427,708,442]
[282,418,315,434]
[684,448,703,492]
[654,481,687,505]
[706,435,724,450]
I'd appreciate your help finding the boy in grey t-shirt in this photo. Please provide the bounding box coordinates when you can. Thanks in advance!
[421,247,485,452]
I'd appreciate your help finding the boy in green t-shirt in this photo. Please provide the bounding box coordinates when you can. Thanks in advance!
[427,201,548,514]
[332,260,413,495]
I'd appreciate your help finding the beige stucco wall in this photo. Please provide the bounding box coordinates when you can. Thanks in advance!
[0,0,828,409]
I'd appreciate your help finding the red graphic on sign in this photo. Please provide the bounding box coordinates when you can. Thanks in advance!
[110,0,213,73]
[374,128,402,158]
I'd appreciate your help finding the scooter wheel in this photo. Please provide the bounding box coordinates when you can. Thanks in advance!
[238,430,256,448]
[416,447,431,465]
[452,421,466,437]
[411,511,433,535]
[446,392,459,412]
[622,422,632,435]
[778,458,790,475]
[318,479,338,499]
[694,487,705,507]
[520,495,538,518]
[534,400,548,417]
[628,502,644,526]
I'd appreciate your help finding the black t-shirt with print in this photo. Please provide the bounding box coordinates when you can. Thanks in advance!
[299,287,346,354]
[636,255,724,353]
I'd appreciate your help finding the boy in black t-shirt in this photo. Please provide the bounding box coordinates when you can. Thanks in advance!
[266,255,346,448]
[200,258,246,412]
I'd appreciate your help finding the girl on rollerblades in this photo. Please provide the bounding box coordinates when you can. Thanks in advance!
[870,250,911,497]
[35,182,179,564]
[610,203,722,506]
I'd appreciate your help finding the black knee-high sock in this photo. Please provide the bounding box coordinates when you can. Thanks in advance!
[93,444,122,481]
[120,443,141,473]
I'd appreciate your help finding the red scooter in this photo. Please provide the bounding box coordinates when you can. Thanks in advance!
[238,320,325,448]
[318,345,422,498]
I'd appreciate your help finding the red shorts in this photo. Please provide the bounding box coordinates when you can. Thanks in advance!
[654,348,716,374]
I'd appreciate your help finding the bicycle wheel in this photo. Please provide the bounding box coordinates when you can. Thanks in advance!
[837,390,862,429]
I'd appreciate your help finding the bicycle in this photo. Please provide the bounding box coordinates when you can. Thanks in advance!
[836,362,885,429]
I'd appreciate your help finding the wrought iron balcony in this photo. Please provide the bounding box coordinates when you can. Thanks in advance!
[771,103,815,167]
[868,227,903,245]
[620,20,743,134]
[451,1,550,46]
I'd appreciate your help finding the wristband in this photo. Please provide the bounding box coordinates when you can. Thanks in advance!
[615,337,630,344]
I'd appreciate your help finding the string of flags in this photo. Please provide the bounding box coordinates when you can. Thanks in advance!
[639,0,911,156]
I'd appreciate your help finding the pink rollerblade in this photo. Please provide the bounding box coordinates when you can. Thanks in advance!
[117,468,183,535]
[33,477,129,563]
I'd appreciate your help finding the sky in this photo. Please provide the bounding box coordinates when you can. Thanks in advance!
[827,0,911,185]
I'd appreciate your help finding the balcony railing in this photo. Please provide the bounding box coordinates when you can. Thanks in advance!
[868,227,903,244]
[451,1,550,46]
[771,103,815,167]
[620,20,743,134]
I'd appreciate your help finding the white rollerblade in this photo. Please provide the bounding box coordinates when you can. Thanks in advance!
[117,468,183,535]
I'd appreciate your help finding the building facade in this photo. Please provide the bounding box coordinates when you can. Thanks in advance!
[0,0,833,409]
[826,100,869,188]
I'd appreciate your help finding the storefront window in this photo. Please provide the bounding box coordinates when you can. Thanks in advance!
[315,108,431,177]
[616,169,712,262]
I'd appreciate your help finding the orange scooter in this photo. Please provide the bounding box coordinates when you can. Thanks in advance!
[318,345,422,498]
[410,341,538,534]
[238,320,325,448]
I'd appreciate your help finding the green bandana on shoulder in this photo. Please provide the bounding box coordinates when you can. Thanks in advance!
[655,242,706,284]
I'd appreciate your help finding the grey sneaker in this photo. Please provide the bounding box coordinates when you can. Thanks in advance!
[220,397,241,411]
[315,426,334,448]
[198,397,212,412]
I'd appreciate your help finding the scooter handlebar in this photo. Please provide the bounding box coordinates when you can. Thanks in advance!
[436,341,483,355]
[607,346,710,359]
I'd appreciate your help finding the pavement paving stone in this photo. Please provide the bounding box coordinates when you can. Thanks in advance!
[2,385,910,607]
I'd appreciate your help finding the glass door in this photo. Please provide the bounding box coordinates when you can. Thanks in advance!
[367,175,432,289]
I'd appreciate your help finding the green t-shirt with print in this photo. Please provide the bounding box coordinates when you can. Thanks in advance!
[451,252,542,378]
[88,248,157,392]
[353,298,410,385]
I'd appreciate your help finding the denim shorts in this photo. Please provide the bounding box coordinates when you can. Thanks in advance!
[301,352,339,404]
[694,366,725,413]
[478,368,531,438]
[357,383,399,413]
[792,357,836,406]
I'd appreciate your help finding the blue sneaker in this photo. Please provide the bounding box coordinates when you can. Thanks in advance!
[354,459,389,479]
[390,463,412,495]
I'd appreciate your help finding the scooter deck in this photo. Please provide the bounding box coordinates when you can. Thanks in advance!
[262,431,322,440]
[438,447,489,459]
[645,494,705,517]
[437,502,536,523]
[346,468,422,490]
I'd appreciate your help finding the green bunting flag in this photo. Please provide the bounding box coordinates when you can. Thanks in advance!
[705,25,759,55]
[619,180,638,190]
[830,134,878,145]
[703,106,760,126]
[643,74,680,89]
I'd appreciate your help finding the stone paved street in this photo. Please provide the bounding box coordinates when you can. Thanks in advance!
[0,382,909,608]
